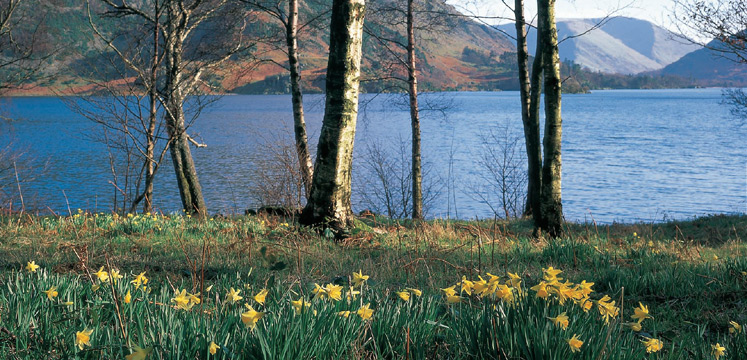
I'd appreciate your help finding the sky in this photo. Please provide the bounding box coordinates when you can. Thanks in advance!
[447,0,677,29]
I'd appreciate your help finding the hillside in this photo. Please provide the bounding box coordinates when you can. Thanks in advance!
[498,17,699,75]
[660,40,747,87]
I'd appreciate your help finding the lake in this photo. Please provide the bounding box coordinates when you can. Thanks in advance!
[1,89,745,223]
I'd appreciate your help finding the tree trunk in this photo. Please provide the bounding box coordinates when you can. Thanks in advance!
[407,0,422,220]
[164,2,207,217]
[536,0,563,237]
[287,0,314,200]
[514,0,543,218]
[300,0,366,233]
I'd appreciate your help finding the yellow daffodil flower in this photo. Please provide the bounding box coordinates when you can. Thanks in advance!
[446,294,461,304]
[63,301,74,306]
[171,289,194,310]
[124,290,132,304]
[352,270,369,287]
[346,287,360,301]
[507,272,522,290]
[291,298,311,314]
[25,261,40,272]
[441,285,457,297]
[641,337,663,353]
[324,284,343,301]
[712,343,726,359]
[226,288,243,304]
[473,277,490,296]
[530,281,550,299]
[495,284,514,303]
[131,272,149,289]
[75,328,94,350]
[241,304,265,330]
[577,280,594,297]
[407,288,422,297]
[624,322,642,332]
[110,269,123,284]
[94,267,110,283]
[254,289,268,305]
[188,292,201,305]
[631,302,652,323]
[357,303,374,320]
[125,345,153,360]
[549,312,569,330]
[543,266,563,281]
[209,341,220,355]
[460,276,474,295]
[206,285,214,292]
[597,295,620,324]
[729,321,742,334]
[43,286,58,300]
[396,290,410,301]
[567,334,583,353]
[337,310,351,318]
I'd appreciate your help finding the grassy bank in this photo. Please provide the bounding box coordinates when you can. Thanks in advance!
[0,213,745,359]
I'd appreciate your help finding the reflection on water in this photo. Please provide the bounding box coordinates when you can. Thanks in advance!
[1,89,745,223]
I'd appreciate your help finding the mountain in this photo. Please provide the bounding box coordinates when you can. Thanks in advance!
[660,40,747,86]
[498,17,699,75]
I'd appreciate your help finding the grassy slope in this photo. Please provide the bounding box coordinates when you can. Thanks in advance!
[0,213,745,358]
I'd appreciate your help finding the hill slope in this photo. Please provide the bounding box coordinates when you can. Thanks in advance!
[660,40,747,86]
[498,17,699,75]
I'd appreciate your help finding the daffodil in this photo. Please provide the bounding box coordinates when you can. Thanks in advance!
[125,345,153,360]
[124,290,132,304]
[357,303,374,320]
[507,272,522,290]
[352,270,369,287]
[641,337,663,353]
[407,288,422,297]
[577,280,594,297]
[324,283,343,301]
[209,341,220,355]
[188,292,201,305]
[549,312,569,330]
[25,261,40,272]
[63,301,74,306]
[530,281,550,299]
[94,267,110,283]
[241,304,265,330]
[631,302,652,323]
[567,334,583,353]
[624,322,642,332]
[396,290,410,301]
[460,276,474,295]
[337,310,351,318]
[543,266,563,281]
[729,321,742,334]
[253,289,268,305]
[110,269,123,284]
[171,289,194,310]
[597,295,620,324]
[494,284,514,303]
[75,328,94,350]
[712,343,726,359]
[291,298,311,314]
[131,272,149,289]
[226,287,243,304]
[441,285,457,297]
[473,277,490,296]
[43,286,58,300]
[346,287,360,301]
[445,294,461,304]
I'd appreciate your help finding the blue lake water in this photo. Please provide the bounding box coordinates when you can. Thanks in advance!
[1,89,745,223]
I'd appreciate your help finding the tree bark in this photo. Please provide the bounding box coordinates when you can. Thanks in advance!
[286,0,314,200]
[407,0,422,220]
[536,0,563,237]
[514,0,543,218]
[164,1,207,218]
[300,0,366,233]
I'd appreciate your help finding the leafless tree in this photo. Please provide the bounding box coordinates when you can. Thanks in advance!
[248,129,310,210]
[85,0,255,217]
[467,125,527,219]
[356,137,442,219]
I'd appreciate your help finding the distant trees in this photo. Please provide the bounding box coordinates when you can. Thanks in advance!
[0,0,51,93]
[300,0,365,234]
[85,0,253,216]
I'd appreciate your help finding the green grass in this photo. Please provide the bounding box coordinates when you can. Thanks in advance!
[0,212,745,359]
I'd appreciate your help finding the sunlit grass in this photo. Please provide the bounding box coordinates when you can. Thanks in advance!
[0,213,745,358]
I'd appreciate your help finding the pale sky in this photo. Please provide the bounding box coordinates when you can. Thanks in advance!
[447,0,677,30]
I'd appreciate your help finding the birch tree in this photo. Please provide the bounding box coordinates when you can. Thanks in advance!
[300,0,365,234]
[88,0,251,217]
